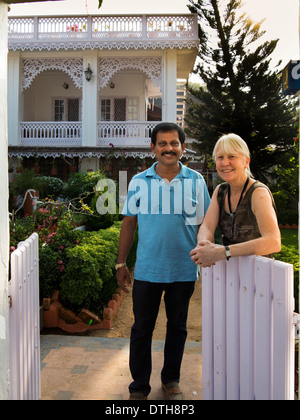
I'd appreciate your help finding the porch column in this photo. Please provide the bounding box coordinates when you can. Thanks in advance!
[0,1,10,400]
[163,49,177,123]
[82,54,98,147]
[7,51,21,146]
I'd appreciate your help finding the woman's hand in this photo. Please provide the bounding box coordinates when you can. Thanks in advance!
[190,240,225,267]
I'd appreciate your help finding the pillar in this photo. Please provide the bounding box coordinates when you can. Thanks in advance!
[162,49,177,123]
[0,1,10,400]
[82,54,98,147]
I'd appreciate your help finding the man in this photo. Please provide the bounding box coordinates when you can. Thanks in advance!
[116,122,210,400]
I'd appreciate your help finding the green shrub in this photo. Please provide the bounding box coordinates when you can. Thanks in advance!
[61,170,119,231]
[38,214,82,303]
[60,244,106,313]
[84,193,119,231]
[10,169,39,196]
[36,176,64,199]
[61,170,105,204]
[273,190,298,225]
[10,215,34,250]
[60,222,121,317]
[10,206,125,317]
[271,147,299,225]
[275,245,299,311]
[39,246,63,299]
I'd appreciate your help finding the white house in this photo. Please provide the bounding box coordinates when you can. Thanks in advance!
[7,12,199,180]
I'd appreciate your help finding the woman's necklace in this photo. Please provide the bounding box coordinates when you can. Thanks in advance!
[227,177,250,217]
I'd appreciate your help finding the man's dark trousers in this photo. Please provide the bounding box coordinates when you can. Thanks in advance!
[129,279,195,396]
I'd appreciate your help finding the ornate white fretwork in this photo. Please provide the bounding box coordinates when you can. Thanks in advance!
[22,58,83,91]
[98,57,162,90]
[8,149,156,160]
[9,14,199,52]
[10,40,199,53]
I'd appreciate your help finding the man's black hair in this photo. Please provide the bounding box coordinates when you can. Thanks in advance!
[151,122,186,145]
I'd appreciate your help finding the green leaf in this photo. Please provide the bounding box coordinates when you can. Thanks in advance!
[98,0,103,8]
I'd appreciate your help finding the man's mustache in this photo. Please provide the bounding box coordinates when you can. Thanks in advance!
[161,151,177,156]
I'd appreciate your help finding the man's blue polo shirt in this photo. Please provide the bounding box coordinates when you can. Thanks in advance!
[122,162,211,283]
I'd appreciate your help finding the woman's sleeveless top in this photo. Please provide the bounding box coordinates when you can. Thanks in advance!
[217,181,276,248]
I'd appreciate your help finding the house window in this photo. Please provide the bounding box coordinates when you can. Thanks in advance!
[100,97,138,121]
[127,97,138,121]
[54,99,65,121]
[100,99,112,121]
[54,98,80,121]
[114,98,126,121]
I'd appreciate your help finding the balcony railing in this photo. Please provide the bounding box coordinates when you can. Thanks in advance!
[8,14,198,49]
[19,121,157,147]
[20,122,82,147]
[97,121,157,147]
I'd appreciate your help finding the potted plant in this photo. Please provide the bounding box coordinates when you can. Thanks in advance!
[33,154,41,174]
[105,161,111,172]
[16,157,23,173]
[50,159,58,176]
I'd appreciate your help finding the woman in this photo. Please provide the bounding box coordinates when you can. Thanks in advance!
[190,133,281,267]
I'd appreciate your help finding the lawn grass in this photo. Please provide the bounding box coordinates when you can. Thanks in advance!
[280,228,299,251]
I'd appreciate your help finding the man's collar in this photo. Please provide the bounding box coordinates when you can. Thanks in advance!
[145,161,191,179]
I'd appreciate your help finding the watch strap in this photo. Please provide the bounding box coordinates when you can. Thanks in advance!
[115,262,127,270]
[225,245,231,261]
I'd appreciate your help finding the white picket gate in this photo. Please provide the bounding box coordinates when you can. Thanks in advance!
[202,255,295,400]
[9,233,40,400]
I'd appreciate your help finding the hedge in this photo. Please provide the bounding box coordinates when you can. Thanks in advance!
[60,221,122,317]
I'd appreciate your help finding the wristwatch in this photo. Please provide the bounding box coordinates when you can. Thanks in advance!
[224,245,231,261]
[115,262,127,270]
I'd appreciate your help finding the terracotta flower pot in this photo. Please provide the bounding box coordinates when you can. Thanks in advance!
[50,168,58,176]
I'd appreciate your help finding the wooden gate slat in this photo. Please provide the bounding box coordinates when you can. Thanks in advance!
[239,256,255,400]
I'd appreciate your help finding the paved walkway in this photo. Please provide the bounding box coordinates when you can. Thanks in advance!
[40,335,202,400]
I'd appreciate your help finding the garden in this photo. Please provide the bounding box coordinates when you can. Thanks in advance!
[9,169,137,322]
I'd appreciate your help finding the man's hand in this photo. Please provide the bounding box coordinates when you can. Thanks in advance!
[116,266,132,293]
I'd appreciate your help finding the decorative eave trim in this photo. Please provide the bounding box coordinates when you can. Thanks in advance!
[8,40,199,52]
[8,146,195,160]
[8,146,155,160]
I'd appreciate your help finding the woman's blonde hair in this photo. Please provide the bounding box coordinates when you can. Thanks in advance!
[213,133,252,177]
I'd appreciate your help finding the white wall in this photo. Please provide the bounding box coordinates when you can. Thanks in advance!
[0,1,10,400]
[23,71,81,121]
[99,71,146,120]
